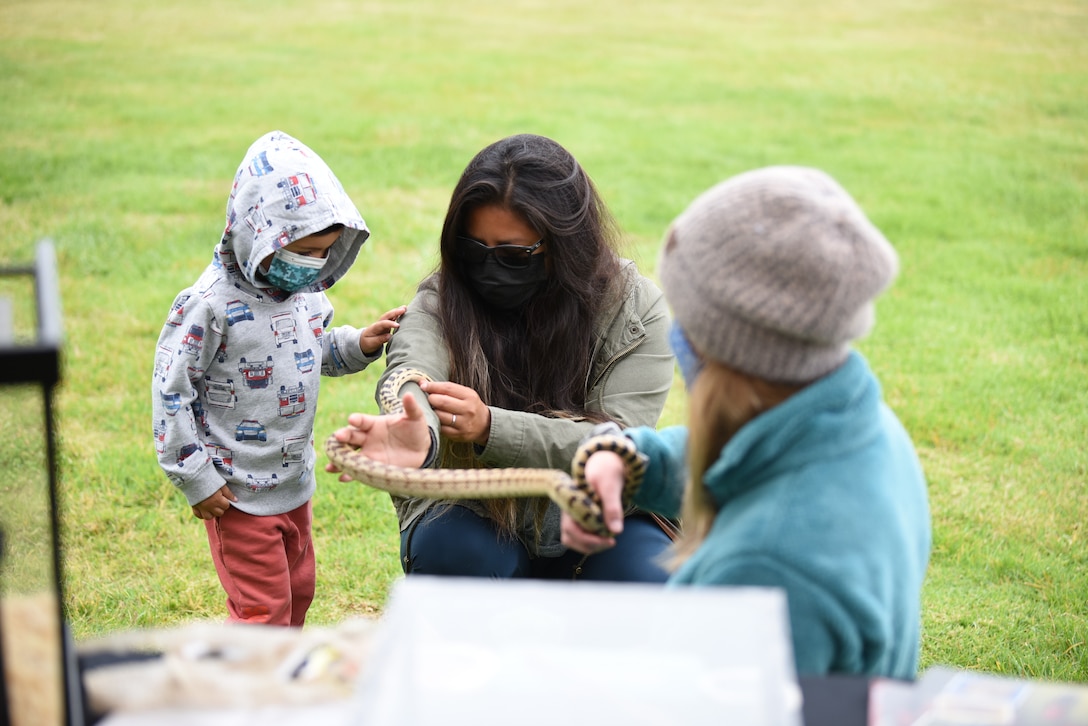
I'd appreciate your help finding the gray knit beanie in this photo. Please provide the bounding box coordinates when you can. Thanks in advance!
[659,166,899,384]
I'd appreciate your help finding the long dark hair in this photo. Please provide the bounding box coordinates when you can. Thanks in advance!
[423,134,624,534]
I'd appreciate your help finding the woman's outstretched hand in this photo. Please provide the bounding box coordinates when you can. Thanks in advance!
[326,392,431,481]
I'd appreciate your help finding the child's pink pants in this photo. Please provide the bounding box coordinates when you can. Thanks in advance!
[203,501,315,627]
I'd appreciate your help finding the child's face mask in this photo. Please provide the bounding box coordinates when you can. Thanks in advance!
[264,247,328,292]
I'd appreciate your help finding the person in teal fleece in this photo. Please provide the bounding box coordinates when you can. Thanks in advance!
[561,166,932,680]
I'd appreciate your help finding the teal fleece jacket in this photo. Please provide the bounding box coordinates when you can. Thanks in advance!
[628,352,931,679]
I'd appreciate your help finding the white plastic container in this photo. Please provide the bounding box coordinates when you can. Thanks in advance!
[351,576,802,726]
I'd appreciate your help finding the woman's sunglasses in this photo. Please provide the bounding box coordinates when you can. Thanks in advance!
[456,236,544,270]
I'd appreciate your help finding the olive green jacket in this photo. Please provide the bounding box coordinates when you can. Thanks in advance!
[377,259,674,557]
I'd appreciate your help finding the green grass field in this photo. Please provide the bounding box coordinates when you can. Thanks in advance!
[1,0,1085,682]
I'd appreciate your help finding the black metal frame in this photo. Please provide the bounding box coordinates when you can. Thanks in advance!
[0,240,83,726]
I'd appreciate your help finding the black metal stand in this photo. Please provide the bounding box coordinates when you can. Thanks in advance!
[0,240,83,726]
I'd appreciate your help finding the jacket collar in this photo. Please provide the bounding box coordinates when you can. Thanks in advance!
[704,351,883,508]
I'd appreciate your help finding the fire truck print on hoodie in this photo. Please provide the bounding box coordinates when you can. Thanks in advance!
[151,131,381,517]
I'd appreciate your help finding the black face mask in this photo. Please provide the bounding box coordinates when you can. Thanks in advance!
[464,254,548,310]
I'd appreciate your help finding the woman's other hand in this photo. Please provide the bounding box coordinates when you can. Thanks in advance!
[420,379,492,447]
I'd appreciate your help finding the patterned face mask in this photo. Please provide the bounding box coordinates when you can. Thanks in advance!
[668,321,704,389]
[264,247,328,292]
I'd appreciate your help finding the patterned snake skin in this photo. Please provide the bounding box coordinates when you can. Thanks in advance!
[323,368,645,537]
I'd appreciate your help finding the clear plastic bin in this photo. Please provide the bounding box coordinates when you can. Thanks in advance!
[352,576,802,726]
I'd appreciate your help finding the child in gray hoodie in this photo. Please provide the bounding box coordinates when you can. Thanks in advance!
[152,130,404,626]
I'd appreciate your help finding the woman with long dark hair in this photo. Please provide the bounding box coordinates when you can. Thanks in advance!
[331,134,675,581]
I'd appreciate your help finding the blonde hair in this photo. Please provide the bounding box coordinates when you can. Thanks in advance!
[668,362,804,568]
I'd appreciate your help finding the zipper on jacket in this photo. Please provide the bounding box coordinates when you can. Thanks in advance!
[589,328,645,396]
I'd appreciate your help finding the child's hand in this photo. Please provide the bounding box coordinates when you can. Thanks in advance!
[359,305,408,355]
[191,485,238,520]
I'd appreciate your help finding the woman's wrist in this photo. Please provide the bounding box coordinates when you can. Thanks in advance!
[421,429,439,468]
[473,406,492,447]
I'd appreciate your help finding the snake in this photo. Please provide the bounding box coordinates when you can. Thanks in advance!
[323,368,646,537]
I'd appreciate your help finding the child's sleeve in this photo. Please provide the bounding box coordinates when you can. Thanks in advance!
[318,304,382,376]
[626,425,689,519]
[150,294,226,506]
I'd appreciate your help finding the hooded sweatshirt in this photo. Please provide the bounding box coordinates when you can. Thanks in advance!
[152,130,378,516]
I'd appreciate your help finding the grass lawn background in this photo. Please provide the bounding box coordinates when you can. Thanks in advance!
[0,0,1085,681]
